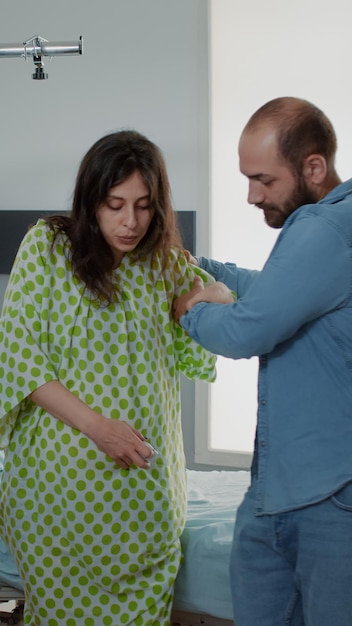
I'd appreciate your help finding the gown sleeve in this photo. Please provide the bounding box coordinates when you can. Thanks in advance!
[0,221,57,448]
[171,250,218,382]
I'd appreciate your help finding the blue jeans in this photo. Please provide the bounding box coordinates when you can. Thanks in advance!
[230,480,352,626]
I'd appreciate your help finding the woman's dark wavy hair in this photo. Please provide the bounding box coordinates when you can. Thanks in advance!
[45,130,182,303]
[243,97,337,177]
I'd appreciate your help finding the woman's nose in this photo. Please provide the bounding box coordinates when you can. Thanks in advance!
[123,206,137,227]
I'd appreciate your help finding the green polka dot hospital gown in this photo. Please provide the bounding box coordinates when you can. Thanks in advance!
[0,221,216,626]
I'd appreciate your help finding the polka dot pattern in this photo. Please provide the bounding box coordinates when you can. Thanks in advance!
[0,221,216,625]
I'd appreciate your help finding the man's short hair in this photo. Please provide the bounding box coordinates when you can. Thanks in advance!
[243,97,337,175]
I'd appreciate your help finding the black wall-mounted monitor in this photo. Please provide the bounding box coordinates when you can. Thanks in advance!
[0,210,196,274]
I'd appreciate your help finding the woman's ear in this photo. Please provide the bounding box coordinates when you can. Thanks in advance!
[302,154,327,185]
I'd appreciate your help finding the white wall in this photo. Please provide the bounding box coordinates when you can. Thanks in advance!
[0,0,208,216]
[0,0,211,469]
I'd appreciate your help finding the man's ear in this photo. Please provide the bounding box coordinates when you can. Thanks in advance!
[302,154,327,185]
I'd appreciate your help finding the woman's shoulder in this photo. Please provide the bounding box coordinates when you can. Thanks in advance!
[24,218,68,245]
[16,218,71,268]
[163,246,187,268]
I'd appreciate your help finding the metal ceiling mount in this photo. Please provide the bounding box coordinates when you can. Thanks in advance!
[0,35,83,79]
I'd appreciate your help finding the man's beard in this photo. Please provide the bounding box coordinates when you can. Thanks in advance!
[259,178,317,229]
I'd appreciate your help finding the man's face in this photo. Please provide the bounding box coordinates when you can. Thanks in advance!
[239,125,317,228]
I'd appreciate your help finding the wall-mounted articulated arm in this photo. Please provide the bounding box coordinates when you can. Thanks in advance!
[0,35,83,79]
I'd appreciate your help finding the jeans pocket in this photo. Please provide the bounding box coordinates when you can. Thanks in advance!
[331,481,352,511]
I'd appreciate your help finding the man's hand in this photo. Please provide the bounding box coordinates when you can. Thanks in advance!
[172,276,235,323]
[173,275,205,321]
[184,250,198,265]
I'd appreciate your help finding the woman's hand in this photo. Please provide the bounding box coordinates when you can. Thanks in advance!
[30,380,154,469]
[89,416,154,470]
[172,276,235,323]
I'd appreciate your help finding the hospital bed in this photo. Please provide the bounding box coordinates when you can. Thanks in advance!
[170,469,249,626]
[0,468,250,625]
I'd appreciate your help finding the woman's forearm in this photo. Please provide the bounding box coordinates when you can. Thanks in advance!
[29,380,153,469]
[30,379,102,439]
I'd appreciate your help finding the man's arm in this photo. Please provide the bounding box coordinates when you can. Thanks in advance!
[172,275,235,322]
[176,217,349,359]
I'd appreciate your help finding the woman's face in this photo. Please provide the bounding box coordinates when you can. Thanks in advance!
[96,170,155,267]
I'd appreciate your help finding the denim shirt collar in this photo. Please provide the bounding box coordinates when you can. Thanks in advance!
[285,178,352,230]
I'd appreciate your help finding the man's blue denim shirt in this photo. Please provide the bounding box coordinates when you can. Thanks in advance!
[180,179,352,515]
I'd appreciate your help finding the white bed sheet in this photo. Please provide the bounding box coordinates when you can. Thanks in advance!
[173,469,250,620]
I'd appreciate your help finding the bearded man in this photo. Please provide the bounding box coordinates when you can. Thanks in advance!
[173,97,352,626]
